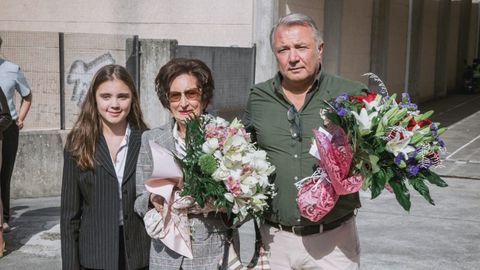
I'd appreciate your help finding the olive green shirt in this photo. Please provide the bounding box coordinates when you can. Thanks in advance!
[245,70,367,226]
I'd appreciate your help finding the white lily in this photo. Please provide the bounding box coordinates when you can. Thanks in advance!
[202,138,219,154]
[385,129,415,158]
[364,94,384,112]
[351,108,378,136]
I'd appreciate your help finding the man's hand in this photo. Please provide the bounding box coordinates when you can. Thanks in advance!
[16,118,24,129]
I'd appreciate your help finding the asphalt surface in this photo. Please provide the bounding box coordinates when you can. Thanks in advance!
[1,93,479,270]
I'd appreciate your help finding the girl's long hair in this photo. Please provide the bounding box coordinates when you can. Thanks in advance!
[65,64,148,170]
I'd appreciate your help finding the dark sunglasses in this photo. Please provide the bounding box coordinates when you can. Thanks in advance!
[287,106,302,140]
[168,88,202,102]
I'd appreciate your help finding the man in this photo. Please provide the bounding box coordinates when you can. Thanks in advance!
[0,36,32,231]
[245,13,366,269]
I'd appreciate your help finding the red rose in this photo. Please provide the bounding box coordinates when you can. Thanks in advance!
[407,117,416,131]
[418,119,432,128]
[349,91,377,104]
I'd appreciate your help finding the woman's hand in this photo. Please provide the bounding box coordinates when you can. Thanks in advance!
[149,194,164,212]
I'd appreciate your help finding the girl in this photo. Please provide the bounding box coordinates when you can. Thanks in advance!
[61,64,150,270]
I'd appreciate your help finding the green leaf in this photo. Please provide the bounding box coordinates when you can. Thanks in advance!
[369,155,381,173]
[410,178,435,205]
[370,170,386,199]
[421,171,448,187]
[389,180,411,211]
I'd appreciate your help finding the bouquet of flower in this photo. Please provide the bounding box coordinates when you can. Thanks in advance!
[318,73,448,211]
[178,115,276,224]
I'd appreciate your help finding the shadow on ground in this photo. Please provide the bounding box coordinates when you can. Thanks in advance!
[4,206,60,255]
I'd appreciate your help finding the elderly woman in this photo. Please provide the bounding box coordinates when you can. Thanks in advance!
[134,58,230,270]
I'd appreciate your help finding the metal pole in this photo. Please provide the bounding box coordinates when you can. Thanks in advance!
[133,35,140,95]
[59,32,65,130]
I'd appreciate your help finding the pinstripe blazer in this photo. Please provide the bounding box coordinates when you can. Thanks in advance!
[61,128,150,270]
[134,121,230,270]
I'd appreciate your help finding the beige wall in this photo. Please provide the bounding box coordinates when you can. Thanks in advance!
[283,0,324,32]
[387,0,409,96]
[0,0,254,47]
[416,0,439,102]
[469,5,479,64]
[340,0,373,84]
[447,3,461,92]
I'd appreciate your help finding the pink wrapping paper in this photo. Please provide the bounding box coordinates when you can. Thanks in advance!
[143,141,193,259]
[296,176,338,222]
[296,125,364,222]
[313,125,363,195]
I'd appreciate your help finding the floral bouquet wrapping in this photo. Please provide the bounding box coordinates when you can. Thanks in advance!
[319,73,448,211]
[178,115,276,224]
[296,125,364,222]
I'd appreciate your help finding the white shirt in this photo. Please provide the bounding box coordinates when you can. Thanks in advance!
[0,59,31,120]
[112,124,131,225]
[172,122,186,158]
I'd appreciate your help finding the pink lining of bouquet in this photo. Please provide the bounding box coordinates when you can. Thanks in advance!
[296,125,363,222]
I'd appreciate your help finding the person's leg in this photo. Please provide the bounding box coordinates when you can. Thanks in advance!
[1,122,19,223]
[0,140,4,256]
[260,224,299,270]
[302,216,360,270]
[119,226,127,270]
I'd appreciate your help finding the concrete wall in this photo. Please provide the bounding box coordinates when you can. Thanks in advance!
[0,0,254,48]
[63,33,130,129]
[0,31,60,130]
[136,39,176,128]
[11,130,68,198]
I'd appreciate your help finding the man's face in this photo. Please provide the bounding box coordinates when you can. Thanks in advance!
[273,24,323,87]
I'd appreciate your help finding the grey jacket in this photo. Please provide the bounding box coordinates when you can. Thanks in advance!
[134,121,230,270]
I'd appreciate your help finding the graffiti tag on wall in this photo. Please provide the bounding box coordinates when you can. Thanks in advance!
[67,53,115,105]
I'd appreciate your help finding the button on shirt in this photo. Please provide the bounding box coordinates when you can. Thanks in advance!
[245,70,366,226]
[113,124,131,225]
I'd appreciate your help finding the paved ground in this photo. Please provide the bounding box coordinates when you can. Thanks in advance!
[1,93,479,269]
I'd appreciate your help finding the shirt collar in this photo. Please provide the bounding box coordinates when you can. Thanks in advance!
[119,123,131,148]
[272,66,324,95]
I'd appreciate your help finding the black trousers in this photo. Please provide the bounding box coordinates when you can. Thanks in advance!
[1,121,19,223]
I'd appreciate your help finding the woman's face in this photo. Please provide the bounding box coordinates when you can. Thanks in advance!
[96,78,132,130]
[168,74,204,123]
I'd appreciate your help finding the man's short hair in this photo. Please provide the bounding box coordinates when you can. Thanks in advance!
[0,36,3,48]
[269,13,323,50]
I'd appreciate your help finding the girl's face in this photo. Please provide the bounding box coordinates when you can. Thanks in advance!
[95,78,132,130]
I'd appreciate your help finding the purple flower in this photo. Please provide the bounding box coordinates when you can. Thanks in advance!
[430,123,438,136]
[400,93,418,110]
[436,137,445,148]
[407,165,420,176]
[419,158,432,168]
[336,107,348,117]
[394,154,404,165]
[335,93,349,104]
[401,92,412,103]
